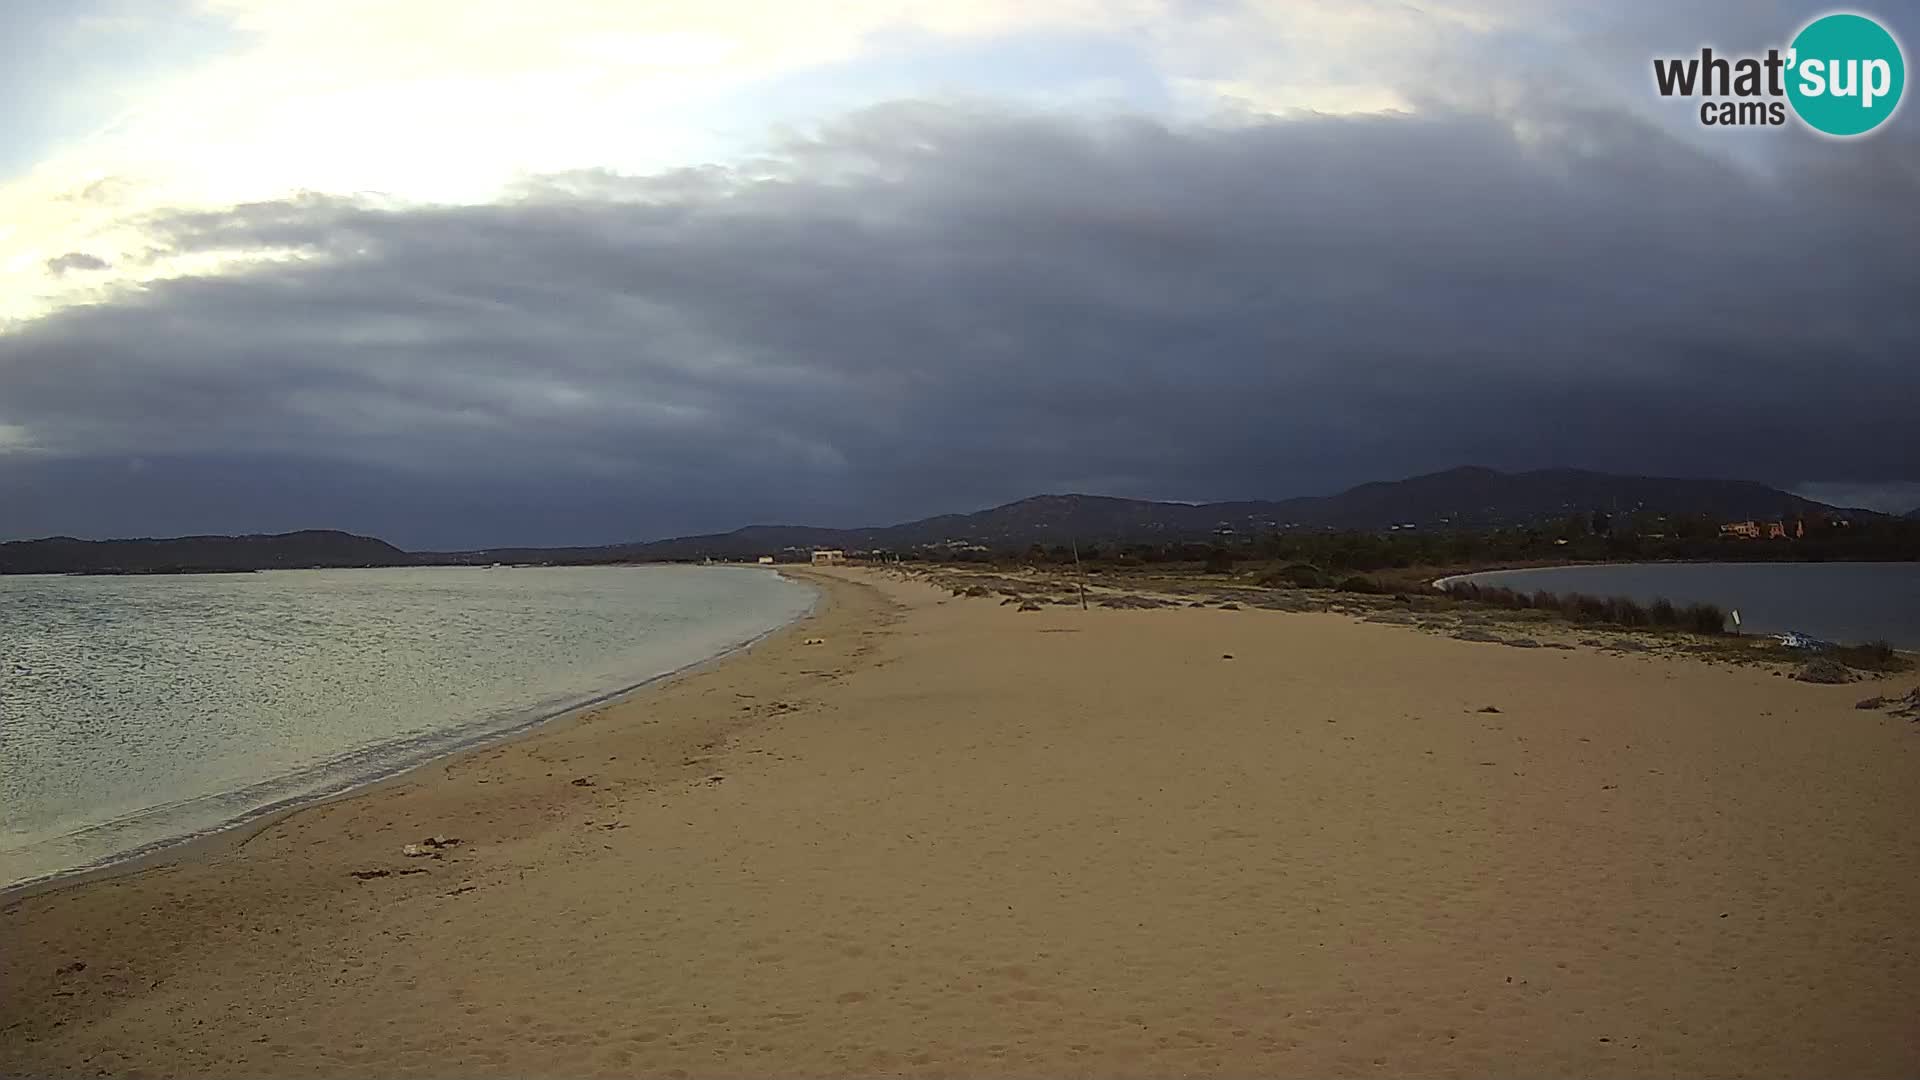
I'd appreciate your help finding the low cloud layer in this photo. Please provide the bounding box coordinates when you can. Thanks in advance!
[2,101,1916,546]
[43,251,110,275]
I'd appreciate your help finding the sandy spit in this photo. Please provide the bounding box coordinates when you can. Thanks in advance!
[3,567,1917,1078]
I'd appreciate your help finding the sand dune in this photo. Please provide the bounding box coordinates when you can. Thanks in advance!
[4,567,1917,1077]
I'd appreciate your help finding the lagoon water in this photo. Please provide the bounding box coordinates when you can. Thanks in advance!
[0,565,815,891]
[1448,561,1920,649]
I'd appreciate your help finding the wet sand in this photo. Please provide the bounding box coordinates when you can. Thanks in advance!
[4,567,1918,1077]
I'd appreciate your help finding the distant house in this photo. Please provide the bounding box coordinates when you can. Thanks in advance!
[1721,519,1802,540]
[757,555,775,565]
[810,549,846,566]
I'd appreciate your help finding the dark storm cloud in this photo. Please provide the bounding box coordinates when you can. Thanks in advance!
[2,100,1916,547]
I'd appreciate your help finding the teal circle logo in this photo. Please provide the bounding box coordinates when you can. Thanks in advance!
[1787,13,1906,136]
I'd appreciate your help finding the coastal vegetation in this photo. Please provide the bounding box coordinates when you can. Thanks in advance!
[964,511,1920,575]
[1437,580,1728,634]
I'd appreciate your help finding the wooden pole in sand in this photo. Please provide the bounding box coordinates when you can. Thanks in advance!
[1071,537,1089,610]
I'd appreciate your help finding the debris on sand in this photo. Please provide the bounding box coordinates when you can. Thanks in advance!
[350,869,391,880]
[1450,629,1503,644]
[1477,706,1501,714]
[803,637,826,646]
[1018,601,1043,611]
[1860,687,1920,718]
[1501,638,1543,648]
[55,961,86,976]
[1792,658,1856,684]
[403,836,463,858]
[570,777,595,787]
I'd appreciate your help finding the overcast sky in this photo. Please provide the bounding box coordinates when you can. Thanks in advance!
[2,1,1916,547]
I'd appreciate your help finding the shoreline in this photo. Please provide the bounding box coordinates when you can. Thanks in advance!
[0,567,823,903]
[6,566,1916,1077]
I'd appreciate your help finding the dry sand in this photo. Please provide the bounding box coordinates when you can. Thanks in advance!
[4,567,1918,1078]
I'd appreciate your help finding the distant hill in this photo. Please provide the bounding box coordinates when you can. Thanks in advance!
[1247,465,1842,533]
[448,466,1854,561]
[0,530,408,575]
[7,467,1868,572]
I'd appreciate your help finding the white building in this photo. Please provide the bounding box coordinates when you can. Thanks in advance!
[810,549,847,566]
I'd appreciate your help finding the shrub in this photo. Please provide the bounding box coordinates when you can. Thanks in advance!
[1793,658,1855,684]
[1682,603,1726,634]
[1649,598,1678,626]
[1572,593,1609,622]
[1336,575,1380,594]
[1261,563,1328,589]
[1612,598,1650,627]
[1478,586,1523,608]
[1203,548,1236,574]
[1828,641,1908,672]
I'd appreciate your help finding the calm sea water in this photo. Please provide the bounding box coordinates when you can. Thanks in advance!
[1446,562,1920,648]
[0,566,815,890]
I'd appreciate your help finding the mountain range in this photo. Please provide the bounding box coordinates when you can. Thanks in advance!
[0,466,1872,573]
[448,466,1853,562]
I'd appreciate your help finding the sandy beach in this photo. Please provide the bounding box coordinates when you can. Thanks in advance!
[4,566,1918,1078]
